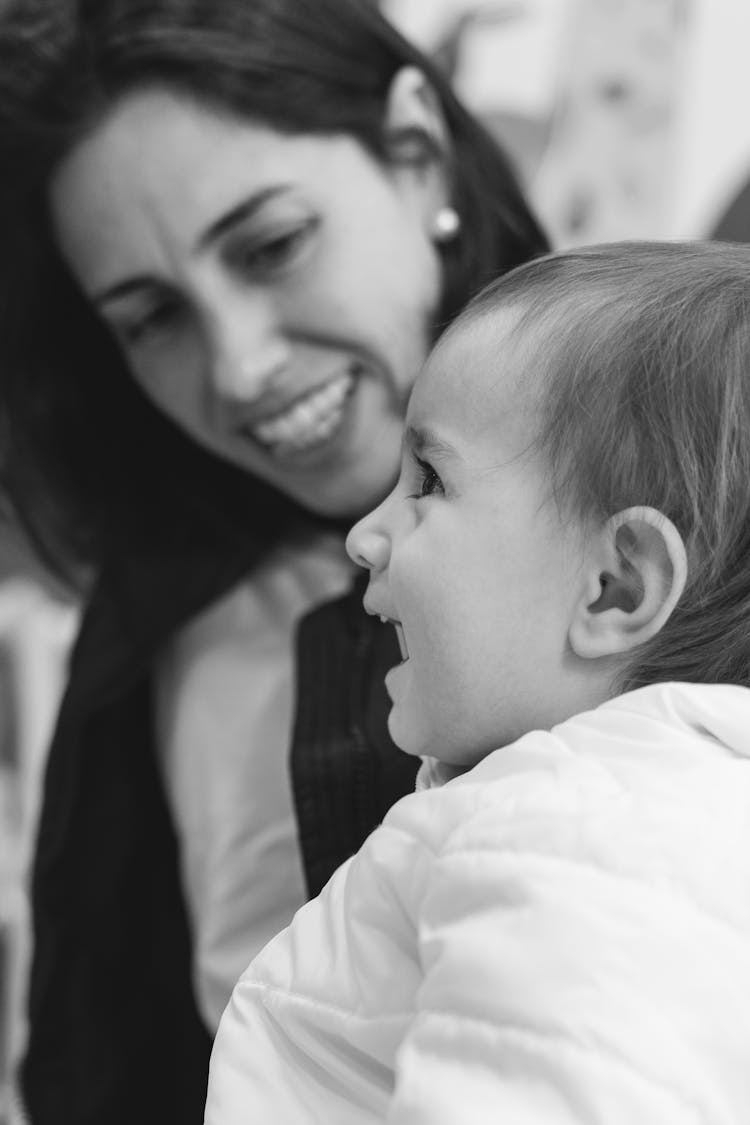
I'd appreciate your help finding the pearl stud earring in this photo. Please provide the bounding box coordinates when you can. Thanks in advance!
[432,206,461,243]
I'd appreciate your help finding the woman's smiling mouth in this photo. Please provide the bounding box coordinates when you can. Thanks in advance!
[243,370,355,456]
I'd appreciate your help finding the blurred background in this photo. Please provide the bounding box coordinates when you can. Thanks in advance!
[3,0,750,1119]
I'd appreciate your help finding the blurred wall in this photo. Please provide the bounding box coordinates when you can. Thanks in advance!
[384,0,750,247]
[0,583,77,1124]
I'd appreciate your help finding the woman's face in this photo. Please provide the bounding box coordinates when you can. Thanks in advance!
[49,86,444,517]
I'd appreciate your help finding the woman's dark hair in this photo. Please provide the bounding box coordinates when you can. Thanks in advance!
[0,0,548,583]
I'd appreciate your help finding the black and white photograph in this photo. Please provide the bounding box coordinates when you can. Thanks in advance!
[1,2,750,1122]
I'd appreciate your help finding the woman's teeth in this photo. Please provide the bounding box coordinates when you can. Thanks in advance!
[250,372,354,454]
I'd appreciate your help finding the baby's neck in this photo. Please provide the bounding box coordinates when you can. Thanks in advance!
[415,756,468,792]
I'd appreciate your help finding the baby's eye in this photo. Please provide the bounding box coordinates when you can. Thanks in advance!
[410,456,444,499]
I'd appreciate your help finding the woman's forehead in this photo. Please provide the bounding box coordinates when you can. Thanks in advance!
[53,86,348,198]
[47,86,377,289]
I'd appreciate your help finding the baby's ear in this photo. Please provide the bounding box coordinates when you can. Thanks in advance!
[569,507,687,659]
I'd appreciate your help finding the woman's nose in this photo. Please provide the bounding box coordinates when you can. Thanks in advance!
[208,296,289,403]
[346,500,392,573]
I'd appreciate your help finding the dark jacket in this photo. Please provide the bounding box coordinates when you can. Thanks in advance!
[20,484,417,1124]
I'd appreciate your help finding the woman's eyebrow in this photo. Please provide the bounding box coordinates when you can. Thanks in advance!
[94,185,294,305]
[94,274,160,308]
[197,184,293,251]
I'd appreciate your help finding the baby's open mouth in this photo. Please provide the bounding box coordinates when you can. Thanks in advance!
[381,616,409,662]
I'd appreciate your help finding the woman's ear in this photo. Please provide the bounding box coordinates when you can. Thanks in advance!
[383,67,454,231]
[569,507,687,660]
[384,66,451,159]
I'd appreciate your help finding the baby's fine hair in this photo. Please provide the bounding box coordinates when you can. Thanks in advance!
[468,240,750,691]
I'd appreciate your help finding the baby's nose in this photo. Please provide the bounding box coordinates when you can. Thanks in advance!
[346,507,391,572]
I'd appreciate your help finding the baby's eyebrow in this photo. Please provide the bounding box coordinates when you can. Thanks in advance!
[404,424,456,461]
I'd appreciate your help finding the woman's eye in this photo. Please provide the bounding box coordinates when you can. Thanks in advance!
[410,456,444,499]
[120,300,182,347]
[235,219,318,276]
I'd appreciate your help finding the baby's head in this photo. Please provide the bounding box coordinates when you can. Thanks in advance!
[346,241,750,768]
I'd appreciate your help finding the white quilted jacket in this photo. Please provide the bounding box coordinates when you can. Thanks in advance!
[205,682,750,1124]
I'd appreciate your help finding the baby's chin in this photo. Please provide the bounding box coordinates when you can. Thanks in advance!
[387,701,502,771]
[387,714,469,767]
